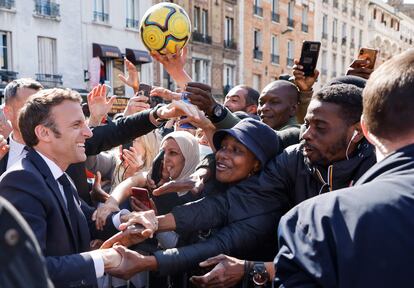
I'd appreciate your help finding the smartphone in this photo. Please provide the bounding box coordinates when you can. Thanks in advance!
[299,41,321,76]
[138,83,151,97]
[357,48,378,69]
[179,92,196,129]
[131,187,152,209]
[150,149,164,185]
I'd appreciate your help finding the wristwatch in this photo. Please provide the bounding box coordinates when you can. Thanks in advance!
[250,262,270,287]
[151,104,168,123]
[208,103,226,123]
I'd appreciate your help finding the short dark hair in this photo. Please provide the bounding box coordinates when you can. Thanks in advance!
[237,85,260,106]
[19,88,82,147]
[363,49,414,140]
[4,78,43,104]
[313,84,363,125]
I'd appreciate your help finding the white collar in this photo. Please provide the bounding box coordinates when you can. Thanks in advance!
[36,150,65,181]
[9,132,26,154]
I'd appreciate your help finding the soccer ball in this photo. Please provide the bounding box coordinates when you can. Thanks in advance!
[140,3,191,55]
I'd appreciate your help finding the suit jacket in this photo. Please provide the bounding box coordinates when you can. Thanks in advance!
[0,148,117,287]
[0,110,158,204]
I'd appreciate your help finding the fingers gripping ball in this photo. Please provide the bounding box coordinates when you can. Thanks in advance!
[140,3,191,54]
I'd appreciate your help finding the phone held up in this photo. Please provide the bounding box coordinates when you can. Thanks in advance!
[131,187,152,209]
[357,48,378,69]
[139,83,163,108]
[299,41,321,77]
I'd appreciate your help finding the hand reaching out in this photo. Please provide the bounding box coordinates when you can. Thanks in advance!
[118,58,140,93]
[87,84,116,126]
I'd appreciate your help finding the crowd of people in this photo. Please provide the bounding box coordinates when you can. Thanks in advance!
[0,45,413,288]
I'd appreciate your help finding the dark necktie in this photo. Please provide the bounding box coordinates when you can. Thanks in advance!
[58,173,80,249]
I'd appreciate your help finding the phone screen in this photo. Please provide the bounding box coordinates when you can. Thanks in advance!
[358,48,378,69]
[131,187,151,209]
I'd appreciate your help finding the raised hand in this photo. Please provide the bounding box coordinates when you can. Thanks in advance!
[184,82,218,116]
[150,86,181,101]
[0,134,9,160]
[123,95,151,116]
[118,58,140,93]
[121,146,144,179]
[87,84,116,126]
[157,99,201,120]
[190,254,245,288]
[292,59,319,92]
[150,45,191,88]
[89,171,111,204]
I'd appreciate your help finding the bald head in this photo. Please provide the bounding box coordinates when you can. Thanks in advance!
[258,80,299,130]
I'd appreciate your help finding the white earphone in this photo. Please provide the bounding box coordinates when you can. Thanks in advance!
[351,130,358,141]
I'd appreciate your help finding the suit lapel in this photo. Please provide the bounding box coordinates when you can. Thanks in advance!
[0,152,8,176]
[26,148,80,252]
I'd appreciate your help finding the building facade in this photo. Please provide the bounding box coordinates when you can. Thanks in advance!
[313,0,369,87]
[240,0,315,92]
[0,0,153,99]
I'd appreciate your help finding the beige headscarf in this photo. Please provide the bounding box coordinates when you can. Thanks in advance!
[161,131,200,195]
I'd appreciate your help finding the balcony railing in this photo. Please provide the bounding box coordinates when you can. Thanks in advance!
[333,0,339,8]
[253,5,263,17]
[93,11,109,22]
[287,58,294,67]
[193,32,212,44]
[287,18,295,28]
[126,18,139,29]
[342,5,348,13]
[224,39,237,50]
[271,54,280,64]
[0,0,14,9]
[34,0,60,18]
[35,73,63,88]
[322,33,328,40]
[302,24,308,33]
[271,11,280,22]
[341,37,347,45]
[332,36,338,42]
[253,49,263,60]
[0,70,18,85]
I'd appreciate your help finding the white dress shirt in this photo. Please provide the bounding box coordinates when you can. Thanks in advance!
[6,133,27,169]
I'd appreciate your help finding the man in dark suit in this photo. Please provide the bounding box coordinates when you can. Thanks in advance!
[0,88,136,287]
[0,79,160,203]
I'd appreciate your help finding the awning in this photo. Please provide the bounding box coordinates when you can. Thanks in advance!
[93,43,122,59]
[125,48,152,64]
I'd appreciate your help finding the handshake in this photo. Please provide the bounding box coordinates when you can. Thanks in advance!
[98,210,160,280]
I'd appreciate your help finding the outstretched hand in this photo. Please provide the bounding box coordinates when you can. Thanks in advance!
[292,59,319,92]
[190,254,245,288]
[87,84,116,126]
[118,58,140,93]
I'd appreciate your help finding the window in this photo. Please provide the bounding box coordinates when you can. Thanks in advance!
[333,18,338,40]
[321,50,327,75]
[34,0,60,18]
[224,17,234,47]
[342,22,347,39]
[302,6,308,25]
[193,58,210,84]
[194,7,200,32]
[253,74,261,91]
[373,8,376,20]
[0,31,11,70]
[271,35,279,64]
[342,56,346,74]
[288,1,294,19]
[94,0,109,23]
[223,64,235,92]
[322,14,328,39]
[37,37,61,87]
[254,30,262,60]
[126,0,139,28]
[254,29,261,51]
[351,26,355,47]
[201,9,208,36]
[287,40,294,66]
[359,29,363,47]
[332,53,337,77]
[272,0,279,12]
